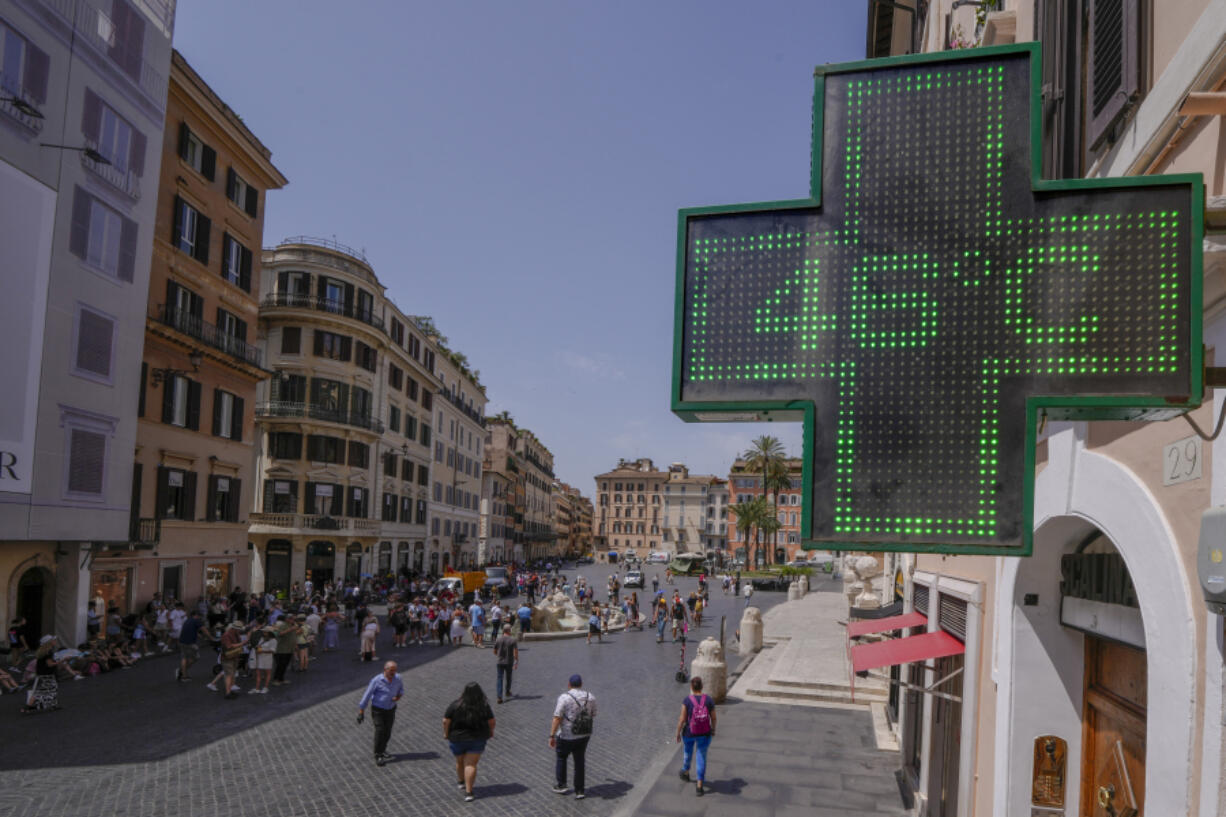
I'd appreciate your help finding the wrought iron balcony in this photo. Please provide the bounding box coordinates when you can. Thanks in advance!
[250,513,381,533]
[81,145,139,199]
[256,401,385,434]
[261,291,385,331]
[151,305,263,368]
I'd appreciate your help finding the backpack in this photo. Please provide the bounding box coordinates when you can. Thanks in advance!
[568,692,593,736]
[688,695,712,736]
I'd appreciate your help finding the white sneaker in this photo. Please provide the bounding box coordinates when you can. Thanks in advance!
[231,685,241,691]
[248,689,261,695]
[206,683,218,691]
[260,688,268,694]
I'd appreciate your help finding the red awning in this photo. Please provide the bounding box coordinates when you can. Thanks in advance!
[850,630,965,674]
[846,611,927,638]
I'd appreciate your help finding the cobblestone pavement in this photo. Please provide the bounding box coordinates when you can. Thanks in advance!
[0,571,902,814]
[0,574,795,817]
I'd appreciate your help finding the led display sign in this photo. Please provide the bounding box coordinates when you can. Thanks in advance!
[672,44,1203,555]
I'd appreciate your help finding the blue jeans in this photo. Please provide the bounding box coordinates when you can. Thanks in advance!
[495,663,513,698]
[656,615,667,640]
[682,734,711,781]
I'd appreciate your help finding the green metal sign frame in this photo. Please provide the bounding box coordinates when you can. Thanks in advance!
[670,42,1204,557]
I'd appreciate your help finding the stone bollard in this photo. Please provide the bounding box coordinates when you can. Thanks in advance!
[738,606,763,656]
[798,574,810,596]
[691,637,728,702]
[787,582,802,602]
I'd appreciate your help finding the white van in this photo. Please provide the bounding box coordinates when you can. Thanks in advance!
[647,551,672,564]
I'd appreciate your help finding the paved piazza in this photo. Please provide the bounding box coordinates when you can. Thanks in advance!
[0,576,799,817]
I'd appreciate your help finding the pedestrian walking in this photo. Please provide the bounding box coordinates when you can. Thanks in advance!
[675,676,717,796]
[216,622,246,698]
[516,601,533,641]
[322,606,341,651]
[357,661,404,766]
[654,593,669,643]
[587,603,602,644]
[549,674,595,799]
[743,581,755,607]
[670,592,689,642]
[360,611,379,661]
[443,681,495,802]
[469,600,486,648]
[176,609,209,682]
[492,624,518,703]
[271,616,299,685]
[249,628,275,694]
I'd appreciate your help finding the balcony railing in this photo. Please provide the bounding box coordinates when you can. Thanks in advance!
[81,147,140,199]
[43,0,168,107]
[128,517,160,546]
[250,513,381,533]
[0,72,44,134]
[256,401,385,434]
[261,291,385,331]
[151,305,263,368]
[441,388,486,427]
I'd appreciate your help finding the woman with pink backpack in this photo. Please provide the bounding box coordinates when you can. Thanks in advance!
[673,676,717,796]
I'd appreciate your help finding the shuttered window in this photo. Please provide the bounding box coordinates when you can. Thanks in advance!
[207,475,241,522]
[938,594,968,642]
[225,167,259,218]
[263,479,298,513]
[1037,0,1083,179]
[0,19,49,105]
[67,428,106,494]
[107,0,145,83]
[74,306,115,380]
[280,327,301,354]
[913,583,930,615]
[1086,0,1142,149]
[348,441,369,468]
[268,432,302,460]
[69,186,137,281]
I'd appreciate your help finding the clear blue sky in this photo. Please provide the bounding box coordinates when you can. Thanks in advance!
[173,1,867,492]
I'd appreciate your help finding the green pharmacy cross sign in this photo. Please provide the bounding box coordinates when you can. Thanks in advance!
[671,44,1204,556]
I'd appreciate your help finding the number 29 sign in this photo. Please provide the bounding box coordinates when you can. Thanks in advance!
[671,43,1203,556]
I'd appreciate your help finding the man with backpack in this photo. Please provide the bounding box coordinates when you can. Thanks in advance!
[674,676,717,796]
[548,674,596,800]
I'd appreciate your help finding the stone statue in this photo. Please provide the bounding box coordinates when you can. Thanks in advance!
[530,590,626,633]
[848,555,882,609]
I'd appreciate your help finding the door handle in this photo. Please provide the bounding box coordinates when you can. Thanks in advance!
[1098,783,1118,816]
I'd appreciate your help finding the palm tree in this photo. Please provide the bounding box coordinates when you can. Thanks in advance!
[758,512,782,569]
[729,496,768,568]
[742,436,786,564]
[763,458,791,565]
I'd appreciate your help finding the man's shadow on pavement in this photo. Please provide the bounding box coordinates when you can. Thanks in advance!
[505,694,544,701]
[697,777,747,796]
[387,751,440,763]
[585,780,632,800]
[474,782,529,798]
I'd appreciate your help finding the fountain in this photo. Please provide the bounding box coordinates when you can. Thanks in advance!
[526,591,628,638]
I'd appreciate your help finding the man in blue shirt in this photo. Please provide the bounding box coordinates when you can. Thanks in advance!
[516,603,533,641]
[358,661,404,765]
[176,610,210,682]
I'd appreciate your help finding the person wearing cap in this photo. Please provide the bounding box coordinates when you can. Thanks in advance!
[211,622,246,698]
[549,674,596,799]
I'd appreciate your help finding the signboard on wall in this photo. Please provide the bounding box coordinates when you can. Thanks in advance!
[671,43,1203,556]
[0,161,56,495]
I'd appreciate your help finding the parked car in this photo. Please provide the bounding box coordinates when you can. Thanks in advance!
[623,570,644,588]
[749,575,790,592]
[785,559,810,568]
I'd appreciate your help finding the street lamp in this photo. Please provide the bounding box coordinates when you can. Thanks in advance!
[2,96,43,119]
[151,351,203,386]
[40,142,109,164]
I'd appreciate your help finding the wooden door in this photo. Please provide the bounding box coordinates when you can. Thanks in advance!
[926,653,964,817]
[1080,636,1146,817]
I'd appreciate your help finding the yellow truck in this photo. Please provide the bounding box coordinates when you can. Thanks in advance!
[430,570,487,603]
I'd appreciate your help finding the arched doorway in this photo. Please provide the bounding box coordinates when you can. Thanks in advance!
[345,544,362,583]
[264,541,292,596]
[16,567,53,645]
[306,541,335,586]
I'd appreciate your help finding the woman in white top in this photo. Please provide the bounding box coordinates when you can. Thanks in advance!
[250,630,276,694]
[449,605,467,647]
[360,613,379,662]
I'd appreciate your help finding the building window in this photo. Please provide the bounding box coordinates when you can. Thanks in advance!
[389,404,400,434]
[161,374,201,430]
[417,464,429,486]
[105,0,146,83]
[225,167,259,217]
[401,458,413,482]
[82,88,144,176]
[268,432,302,460]
[388,364,403,390]
[69,187,136,281]
[63,414,109,498]
[348,440,369,468]
[211,389,243,440]
[400,496,412,523]
[281,327,301,354]
[417,499,427,524]
[156,466,196,520]
[306,434,345,464]
[264,479,297,513]
[384,452,398,478]
[355,341,377,372]
[405,377,418,401]
[433,482,442,501]
[390,318,404,346]
[178,122,215,180]
[72,304,116,383]
[347,487,369,518]
[221,233,252,291]
[313,330,351,362]
[207,475,240,522]
[305,481,342,516]
[383,492,397,522]
[0,20,49,108]
[172,196,210,264]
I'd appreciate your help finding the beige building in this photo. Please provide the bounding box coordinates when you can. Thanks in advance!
[594,458,667,561]
[661,463,719,556]
[427,348,486,570]
[117,50,285,614]
[250,238,441,588]
[0,0,174,645]
[866,3,1226,816]
[552,481,594,558]
[485,417,558,562]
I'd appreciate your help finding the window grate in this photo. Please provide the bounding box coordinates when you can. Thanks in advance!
[939,594,968,642]
[913,584,929,615]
